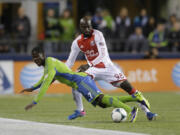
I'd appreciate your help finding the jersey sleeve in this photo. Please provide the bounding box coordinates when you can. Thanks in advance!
[34,58,56,103]
[31,74,44,90]
[65,40,80,68]
[90,31,107,66]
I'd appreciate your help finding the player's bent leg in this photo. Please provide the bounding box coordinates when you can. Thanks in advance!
[68,76,102,120]
[112,80,157,121]
[113,80,151,110]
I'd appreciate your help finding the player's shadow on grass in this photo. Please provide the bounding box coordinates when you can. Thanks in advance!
[50,120,114,124]
[49,120,135,124]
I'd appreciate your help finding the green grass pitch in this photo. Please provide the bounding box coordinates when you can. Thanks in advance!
[0,92,180,135]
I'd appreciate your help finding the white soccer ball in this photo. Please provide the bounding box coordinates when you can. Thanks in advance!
[111,108,127,122]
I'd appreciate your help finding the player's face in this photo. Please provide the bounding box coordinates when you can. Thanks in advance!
[32,52,44,66]
[80,20,92,37]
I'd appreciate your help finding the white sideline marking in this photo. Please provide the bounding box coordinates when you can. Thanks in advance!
[0,118,149,135]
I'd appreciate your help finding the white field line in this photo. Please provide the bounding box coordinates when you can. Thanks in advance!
[0,118,149,135]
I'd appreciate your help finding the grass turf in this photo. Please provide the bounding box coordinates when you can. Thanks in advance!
[0,92,180,135]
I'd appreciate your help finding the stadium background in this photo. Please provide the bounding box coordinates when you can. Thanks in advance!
[0,1,180,135]
[0,0,180,94]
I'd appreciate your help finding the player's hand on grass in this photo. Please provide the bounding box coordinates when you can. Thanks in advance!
[20,88,34,93]
[77,64,90,72]
[25,102,36,111]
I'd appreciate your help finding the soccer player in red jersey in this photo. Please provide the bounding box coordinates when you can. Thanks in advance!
[66,17,157,120]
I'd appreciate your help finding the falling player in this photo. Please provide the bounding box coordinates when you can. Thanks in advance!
[21,47,140,122]
[66,17,157,120]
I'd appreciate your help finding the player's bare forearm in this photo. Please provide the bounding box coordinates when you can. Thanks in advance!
[20,88,34,93]
[77,64,90,72]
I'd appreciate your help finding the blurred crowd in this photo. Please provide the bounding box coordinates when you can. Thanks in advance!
[0,6,180,58]
[0,7,31,54]
[89,8,180,58]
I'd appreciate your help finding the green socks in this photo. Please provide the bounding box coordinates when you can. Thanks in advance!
[101,95,132,113]
[115,95,138,103]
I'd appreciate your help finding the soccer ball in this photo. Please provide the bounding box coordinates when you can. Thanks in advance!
[111,108,127,122]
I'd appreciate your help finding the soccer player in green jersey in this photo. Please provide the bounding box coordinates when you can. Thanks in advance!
[21,47,142,122]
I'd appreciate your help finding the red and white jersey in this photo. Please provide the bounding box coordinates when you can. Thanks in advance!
[66,29,113,68]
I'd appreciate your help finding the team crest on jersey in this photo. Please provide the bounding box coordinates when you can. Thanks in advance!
[90,40,95,46]
[80,45,84,48]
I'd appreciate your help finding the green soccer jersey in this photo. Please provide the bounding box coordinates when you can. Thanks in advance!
[32,57,87,103]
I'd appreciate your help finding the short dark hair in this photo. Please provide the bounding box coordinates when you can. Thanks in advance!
[32,47,44,54]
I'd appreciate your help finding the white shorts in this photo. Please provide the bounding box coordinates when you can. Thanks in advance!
[85,65,127,84]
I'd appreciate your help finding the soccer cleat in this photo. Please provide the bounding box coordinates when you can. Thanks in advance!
[130,107,138,123]
[146,112,157,121]
[68,110,86,120]
[133,91,150,109]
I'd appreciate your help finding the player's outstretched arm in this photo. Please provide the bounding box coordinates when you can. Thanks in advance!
[20,73,57,94]
[24,70,55,111]
[24,58,56,111]
[22,78,55,110]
